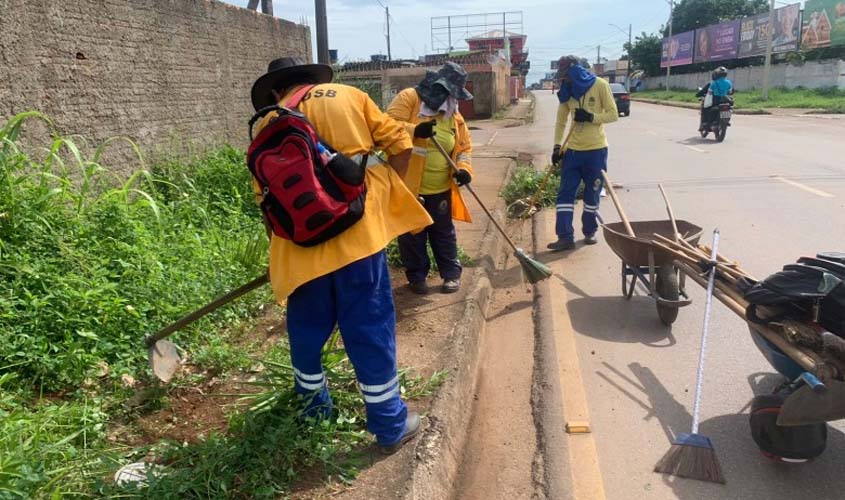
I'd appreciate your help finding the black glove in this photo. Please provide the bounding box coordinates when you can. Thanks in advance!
[574,108,594,123]
[414,120,437,139]
[454,169,472,186]
[551,145,562,165]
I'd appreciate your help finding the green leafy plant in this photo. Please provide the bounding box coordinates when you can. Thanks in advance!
[101,336,446,499]
[500,163,560,210]
[385,239,474,269]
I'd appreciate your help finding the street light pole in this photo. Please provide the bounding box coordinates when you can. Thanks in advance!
[762,0,775,100]
[666,0,674,91]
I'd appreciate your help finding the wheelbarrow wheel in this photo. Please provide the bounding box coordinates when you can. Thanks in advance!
[621,263,636,300]
[656,266,680,326]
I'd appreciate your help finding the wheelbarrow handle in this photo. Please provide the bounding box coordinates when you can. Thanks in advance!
[600,171,635,237]
[145,273,270,347]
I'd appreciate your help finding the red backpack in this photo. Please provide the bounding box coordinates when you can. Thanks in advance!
[247,85,367,247]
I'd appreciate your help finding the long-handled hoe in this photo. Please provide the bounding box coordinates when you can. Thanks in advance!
[145,273,269,382]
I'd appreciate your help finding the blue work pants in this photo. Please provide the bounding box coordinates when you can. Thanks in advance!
[555,148,608,242]
[286,251,407,446]
[397,190,462,284]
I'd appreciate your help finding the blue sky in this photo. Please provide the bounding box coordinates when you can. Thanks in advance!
[221,0,677,83]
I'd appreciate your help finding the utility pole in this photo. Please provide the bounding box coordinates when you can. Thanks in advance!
[315,0,330,64]
[762,0,775,100]
[610,23,633,86]
[386,6,392,61]
[627,24,632,87]
[666,0,674,91]
[503,12,508,63]
[597,45,601,66]
[447,16,452,55]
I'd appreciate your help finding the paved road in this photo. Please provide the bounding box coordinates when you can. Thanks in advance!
[504,93,845,499]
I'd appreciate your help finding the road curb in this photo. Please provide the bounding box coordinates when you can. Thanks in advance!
[529,210,576,500]
[632,97,771,115]
[401,164,511,500]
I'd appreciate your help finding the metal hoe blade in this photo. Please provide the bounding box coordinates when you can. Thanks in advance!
[148,340,182,383]
[778,379,845,426]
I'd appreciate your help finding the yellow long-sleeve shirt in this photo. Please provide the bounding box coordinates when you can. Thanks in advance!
[253,83,432,300]
[554,78,618,151]
[386,87,474,223]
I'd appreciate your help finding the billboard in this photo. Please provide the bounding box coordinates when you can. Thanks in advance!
[694,20,741,63]
[661,31,695,68]
[739,4,801,57]
[803,0,845,49]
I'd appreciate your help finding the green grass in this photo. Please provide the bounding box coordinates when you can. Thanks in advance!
[0,111,448,498]
[634,86,845,112]
[500,162,589,218]
[97,340,446,499]
[500,163,559,212]
[385,239,474,270]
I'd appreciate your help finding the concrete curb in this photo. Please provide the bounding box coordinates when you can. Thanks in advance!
[529,210,575,500]
[632,97,771,115]
[401,164,510,500]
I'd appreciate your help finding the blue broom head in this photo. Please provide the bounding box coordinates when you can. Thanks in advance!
[674,432,715,449]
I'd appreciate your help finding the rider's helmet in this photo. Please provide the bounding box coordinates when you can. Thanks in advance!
[712,66,728,80]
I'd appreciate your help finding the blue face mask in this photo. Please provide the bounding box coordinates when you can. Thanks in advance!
[557,64,597,103]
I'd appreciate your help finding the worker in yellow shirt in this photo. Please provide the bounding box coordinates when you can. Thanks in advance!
[548,55,618,251]
[249,57,432,454]
[386,63,474,295]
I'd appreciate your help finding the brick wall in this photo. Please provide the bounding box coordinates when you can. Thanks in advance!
[0,0,311,173]
[339,60,511,119]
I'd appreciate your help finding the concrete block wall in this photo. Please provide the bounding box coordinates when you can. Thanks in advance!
[642,59,845,91]
[340,61,511,119]
[0,0,311,173]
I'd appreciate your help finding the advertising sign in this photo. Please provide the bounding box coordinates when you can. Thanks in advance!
[803,0,845,49]
[661,31,695,68]
[694,20,741,63]
[739,4,801,57]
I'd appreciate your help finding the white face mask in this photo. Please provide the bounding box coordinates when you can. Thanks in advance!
[420,96,459,119]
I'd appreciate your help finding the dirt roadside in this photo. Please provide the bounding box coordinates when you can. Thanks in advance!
[292,110,532,500]
[112,103,537,499]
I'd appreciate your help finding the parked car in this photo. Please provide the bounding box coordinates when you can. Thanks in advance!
[610,83,631,117]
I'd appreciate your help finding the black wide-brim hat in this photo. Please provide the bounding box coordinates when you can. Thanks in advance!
[434,61,473,101]
[251,57,334,111]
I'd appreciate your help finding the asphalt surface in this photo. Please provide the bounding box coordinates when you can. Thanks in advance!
[503,93,845,500]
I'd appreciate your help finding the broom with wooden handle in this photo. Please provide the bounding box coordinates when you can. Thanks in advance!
[430,137,552,284]
[654,229,725,484]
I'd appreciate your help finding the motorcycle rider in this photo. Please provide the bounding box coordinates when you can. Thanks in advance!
[696,67,733,131]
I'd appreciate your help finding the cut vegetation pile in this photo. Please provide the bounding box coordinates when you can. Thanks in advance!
[0,112,442,499]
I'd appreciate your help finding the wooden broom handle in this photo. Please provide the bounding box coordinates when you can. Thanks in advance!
[600,170,635,237]
[657,183,681,243]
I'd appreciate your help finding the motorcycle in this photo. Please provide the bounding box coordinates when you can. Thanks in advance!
[697,88,734,142]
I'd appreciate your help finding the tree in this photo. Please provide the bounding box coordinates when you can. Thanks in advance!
[662,0,769,36]
[625,33,663,76]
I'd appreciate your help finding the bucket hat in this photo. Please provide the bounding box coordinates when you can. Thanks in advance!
[434,62,473,101]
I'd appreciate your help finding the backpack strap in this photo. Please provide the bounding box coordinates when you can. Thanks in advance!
[286,84,316,109]
[247,85,317,140]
